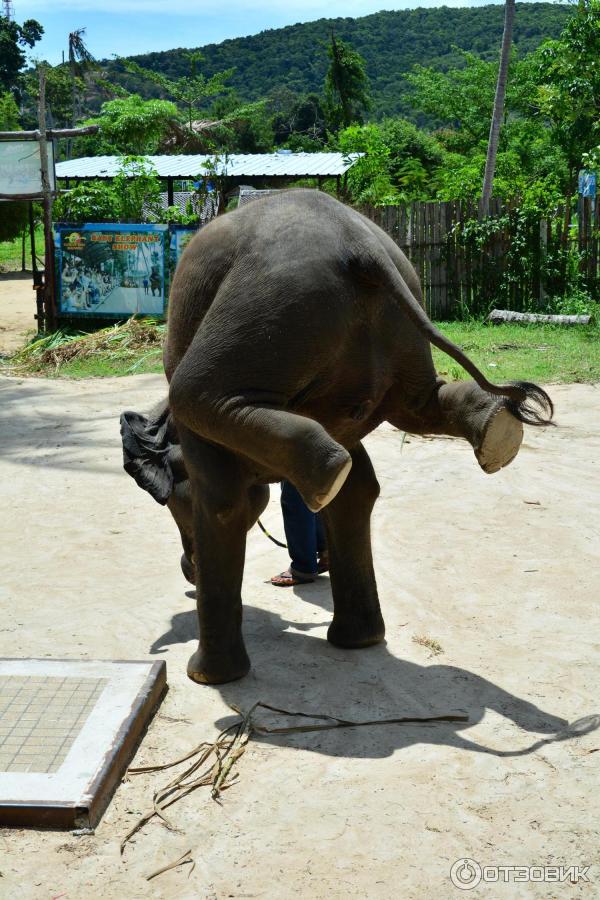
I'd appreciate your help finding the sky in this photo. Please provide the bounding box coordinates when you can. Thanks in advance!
[14,0,505,64]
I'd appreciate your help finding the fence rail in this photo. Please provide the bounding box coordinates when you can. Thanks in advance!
[361,197,599,318]
[2,197,598,316]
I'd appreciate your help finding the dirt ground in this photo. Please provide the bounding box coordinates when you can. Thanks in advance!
[0,372,599,899]
[0,273,38,355]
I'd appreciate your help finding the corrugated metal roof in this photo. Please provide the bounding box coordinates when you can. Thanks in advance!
[55,152,361,180]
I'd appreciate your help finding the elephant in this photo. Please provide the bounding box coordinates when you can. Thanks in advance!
[120,189,553,686]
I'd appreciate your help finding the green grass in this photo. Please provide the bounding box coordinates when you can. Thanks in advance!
[0,226,45,272]
[432,320,600,384]
[52,354,164,378]
[3,317,599,383]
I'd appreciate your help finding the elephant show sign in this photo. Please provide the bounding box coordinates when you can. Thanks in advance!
[55,223,169,318]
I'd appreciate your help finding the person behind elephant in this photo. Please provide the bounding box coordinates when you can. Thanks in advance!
[271,481,329,587]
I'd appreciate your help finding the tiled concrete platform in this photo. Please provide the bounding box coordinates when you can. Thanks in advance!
[0,659,166,828]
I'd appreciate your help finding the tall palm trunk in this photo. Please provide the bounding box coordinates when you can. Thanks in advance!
[481,0,515,216]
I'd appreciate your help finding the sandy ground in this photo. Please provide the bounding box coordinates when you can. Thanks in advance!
[0,373,599,899]
[0,273,38,355]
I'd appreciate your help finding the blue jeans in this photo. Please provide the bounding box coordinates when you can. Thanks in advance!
[281,481,326,577]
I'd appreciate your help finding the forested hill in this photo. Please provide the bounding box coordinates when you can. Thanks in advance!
[106,3,571,120]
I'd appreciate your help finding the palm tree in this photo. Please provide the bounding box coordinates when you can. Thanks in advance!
[68,27,95,127]
[481,0,515,216]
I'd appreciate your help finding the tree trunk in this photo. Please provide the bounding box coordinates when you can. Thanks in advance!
[481,0,515,217]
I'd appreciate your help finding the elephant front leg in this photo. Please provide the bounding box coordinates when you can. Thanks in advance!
[321,443,385,648]
[388,379,524,475]
[179,430,251,685]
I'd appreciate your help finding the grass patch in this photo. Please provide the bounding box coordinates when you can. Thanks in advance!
[0,226,45,272]
[2,317,599,382]
[432,320,600,384]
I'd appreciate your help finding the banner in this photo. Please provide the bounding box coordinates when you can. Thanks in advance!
[0,140,55,195]
[55,224,168,317]
[578,170,596,199]
[169,225,196,271]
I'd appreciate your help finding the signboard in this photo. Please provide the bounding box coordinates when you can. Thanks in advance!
[55,223,168,317]
[578,170,596,199]
[169,225,196,271]
[0,140,55,196]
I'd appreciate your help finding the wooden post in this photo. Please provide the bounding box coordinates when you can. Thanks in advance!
[28,202,37,273]
[38,67,56,332]
[1,111,98,332]
[167,177,174,208]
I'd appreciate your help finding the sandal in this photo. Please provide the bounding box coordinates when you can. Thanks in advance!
[317,553,329,574]
[270,569,315,587]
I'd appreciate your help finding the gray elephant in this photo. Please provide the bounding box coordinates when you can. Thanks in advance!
[120,189,552,686]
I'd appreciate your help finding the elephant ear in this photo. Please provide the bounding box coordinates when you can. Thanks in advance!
[120,403,175,505]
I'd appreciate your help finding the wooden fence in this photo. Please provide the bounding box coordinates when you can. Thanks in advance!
[361,197,600,319]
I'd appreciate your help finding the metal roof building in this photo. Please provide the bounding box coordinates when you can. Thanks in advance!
[55,152,360,181]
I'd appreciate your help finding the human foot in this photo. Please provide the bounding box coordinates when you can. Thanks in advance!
[270,569,315,587]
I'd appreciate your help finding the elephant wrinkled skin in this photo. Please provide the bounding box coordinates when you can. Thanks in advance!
[120,190,553,685]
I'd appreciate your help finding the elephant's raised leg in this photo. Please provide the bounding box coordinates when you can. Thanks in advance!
[177,426,252,685]
[321,443,385,648]
[169,357,351,512]
[388,379,524,474]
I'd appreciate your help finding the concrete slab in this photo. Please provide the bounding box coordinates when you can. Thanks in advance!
[0,658,166,828]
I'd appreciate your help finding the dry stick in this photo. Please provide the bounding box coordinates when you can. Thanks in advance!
[120,701,468,860]
[120,705,259,853]
[146,848,195,882]
[246,702,468,734]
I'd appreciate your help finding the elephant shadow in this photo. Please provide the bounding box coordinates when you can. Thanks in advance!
[150,584,600,760]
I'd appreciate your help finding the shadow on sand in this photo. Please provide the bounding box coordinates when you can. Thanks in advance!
[149,579,599,760]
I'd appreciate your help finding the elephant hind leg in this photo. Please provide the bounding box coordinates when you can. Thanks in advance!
[169,352,351,512]
[387,379,524,474]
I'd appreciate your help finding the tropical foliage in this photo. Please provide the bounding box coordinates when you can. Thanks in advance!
[102,4,570,121]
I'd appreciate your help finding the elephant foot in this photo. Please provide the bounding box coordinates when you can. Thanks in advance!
[303,452,353,513]
[475,406,523,474]
[187,644,250,685]
[327,613,385,649]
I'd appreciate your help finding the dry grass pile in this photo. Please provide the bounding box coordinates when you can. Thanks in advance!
[5,317,165,375]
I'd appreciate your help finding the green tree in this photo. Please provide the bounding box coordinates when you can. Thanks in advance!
[532,0,600,193]
[272,92,327,147]
[0,89,19,129]
[336,124,397,205]
[324,35,371,131]
[54,157,163,223]
[208,91,274,152]
[82,95,179,154]
[336,118,446,204]
[123,52,234,131]
[23,64,78,129]
[407,53,499,151]
[67,28,96,126]
[0,91,28,242]
[0,15,43,92]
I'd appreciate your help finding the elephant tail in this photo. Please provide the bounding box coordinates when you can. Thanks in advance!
[383,263,554,427]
